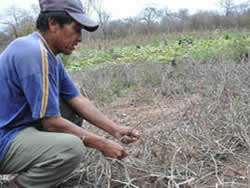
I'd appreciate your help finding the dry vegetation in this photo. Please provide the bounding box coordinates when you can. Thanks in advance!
[63,59,250,187]
[1,1,250,187]
[1,59,250,188]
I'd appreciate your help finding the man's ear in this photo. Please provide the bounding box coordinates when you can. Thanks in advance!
[48,17,59,32]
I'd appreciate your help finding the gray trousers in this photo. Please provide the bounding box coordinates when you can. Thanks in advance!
[0,127,84,188]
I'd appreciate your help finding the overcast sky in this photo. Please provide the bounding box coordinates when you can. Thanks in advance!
[0,0,222,20]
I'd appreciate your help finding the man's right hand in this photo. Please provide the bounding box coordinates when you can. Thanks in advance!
[82,134,128,160]
[102,139,128,160]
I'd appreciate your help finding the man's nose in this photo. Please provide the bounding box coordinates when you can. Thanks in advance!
[77,34,82,42]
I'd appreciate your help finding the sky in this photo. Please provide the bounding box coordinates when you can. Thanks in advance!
[0,0,222,20]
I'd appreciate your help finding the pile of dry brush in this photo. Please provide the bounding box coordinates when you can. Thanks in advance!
[1,59,250,188]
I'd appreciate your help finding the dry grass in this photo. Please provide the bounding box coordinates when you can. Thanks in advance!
[77,30,238,50]
[78,33,171,50]
[70,59,250,187]
[1,59,250,188]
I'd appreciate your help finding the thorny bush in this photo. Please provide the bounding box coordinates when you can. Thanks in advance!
[1,59,250,188]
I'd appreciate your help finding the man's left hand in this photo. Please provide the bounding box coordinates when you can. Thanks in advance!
[115,126,140,144]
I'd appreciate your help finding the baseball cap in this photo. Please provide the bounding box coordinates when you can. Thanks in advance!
[39,0,99,32]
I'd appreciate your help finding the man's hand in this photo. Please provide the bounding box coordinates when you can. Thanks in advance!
[102,139,128,160]
[68,96,141,144]
[115,126,140,145]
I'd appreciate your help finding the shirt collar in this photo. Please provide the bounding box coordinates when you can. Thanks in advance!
[35,32,58,62]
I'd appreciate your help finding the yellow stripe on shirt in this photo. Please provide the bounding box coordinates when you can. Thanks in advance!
[39,39,49,118]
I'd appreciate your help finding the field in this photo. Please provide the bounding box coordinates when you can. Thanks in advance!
[61,31,250,188]
[1,31,250,188]
[63,31,250,72]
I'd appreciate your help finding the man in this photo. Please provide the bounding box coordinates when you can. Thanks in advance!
[0,0,140,187]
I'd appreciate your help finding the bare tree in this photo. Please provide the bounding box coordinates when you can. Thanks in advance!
[85,0,111,39]
[81,0,95,15]
[219,0,235,16]
[30,3,40,17]
[0,6,24,38]
[159,8,177,32]
[176,9,190,32]
[0,5,36,39]
[177,9,189,21]
[139,7,162,34]
[234,0,250,15]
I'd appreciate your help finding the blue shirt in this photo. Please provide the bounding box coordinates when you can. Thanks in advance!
[0,32,80,163]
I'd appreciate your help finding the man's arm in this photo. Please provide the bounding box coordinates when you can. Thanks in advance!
[42,95,139,159]
[57,57,139,144]
[42,116,128,159]
[67,95,140,143]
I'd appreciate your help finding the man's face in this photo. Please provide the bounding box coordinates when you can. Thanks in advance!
[54,21,82,55]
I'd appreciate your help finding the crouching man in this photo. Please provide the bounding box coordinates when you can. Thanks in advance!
[0,0,140,187]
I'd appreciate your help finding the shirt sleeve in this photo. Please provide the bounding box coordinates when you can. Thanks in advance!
[57,56,80,100]
[14,40,60,120]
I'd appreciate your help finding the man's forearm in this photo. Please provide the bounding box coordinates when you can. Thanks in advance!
[41,116,128,159]
[68,95,120,138]
[41,116,107,151]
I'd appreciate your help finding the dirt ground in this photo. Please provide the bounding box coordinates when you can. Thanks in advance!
[101,94,189,138]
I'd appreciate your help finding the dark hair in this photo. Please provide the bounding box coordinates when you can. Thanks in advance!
[36,11,74,32]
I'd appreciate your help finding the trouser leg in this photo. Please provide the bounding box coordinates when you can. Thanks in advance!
[0,127,84,188]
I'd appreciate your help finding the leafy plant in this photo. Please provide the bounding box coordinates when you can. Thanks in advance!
[62,32,250,71]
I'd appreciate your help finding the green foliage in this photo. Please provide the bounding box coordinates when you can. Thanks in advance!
[60,54,71,68]
[224,33,231,40]
[227,38,250,62]
[61,32,250,70]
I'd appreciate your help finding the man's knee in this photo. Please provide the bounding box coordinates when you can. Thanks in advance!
[55,134,83,169]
